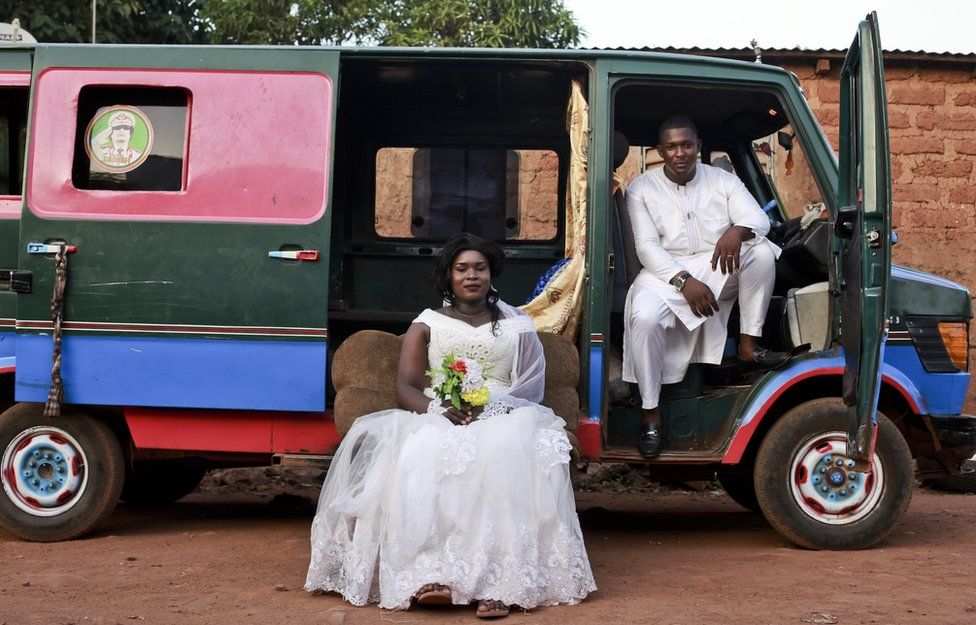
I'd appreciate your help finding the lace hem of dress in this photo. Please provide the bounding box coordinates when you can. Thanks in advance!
[306,519,597,610]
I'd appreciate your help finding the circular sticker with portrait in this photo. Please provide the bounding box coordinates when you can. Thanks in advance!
[84,105,154,174]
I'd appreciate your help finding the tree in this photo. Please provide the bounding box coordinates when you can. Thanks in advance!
[378,0,581,48]
[201,0,582,48]
[1,0,208,44]
[0,0,581,48]
[198,0,379,46]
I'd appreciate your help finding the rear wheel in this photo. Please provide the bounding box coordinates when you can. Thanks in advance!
[120,461,207,505]
[754,398,913,550]
[0,403,124,541]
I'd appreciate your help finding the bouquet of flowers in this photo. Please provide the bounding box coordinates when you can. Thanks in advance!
[427,353,491,410]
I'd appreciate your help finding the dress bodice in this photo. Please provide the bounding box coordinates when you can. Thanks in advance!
[415,309,520,388]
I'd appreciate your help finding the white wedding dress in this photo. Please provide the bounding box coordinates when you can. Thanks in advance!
[305,305,596,610]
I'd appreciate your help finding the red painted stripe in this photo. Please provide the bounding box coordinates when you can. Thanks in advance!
[722,368,921,465]
[0,366,14,374]
[125,407,340,455]
[576,419,601,462]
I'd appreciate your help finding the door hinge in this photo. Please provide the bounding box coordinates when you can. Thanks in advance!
[0,269,33,294]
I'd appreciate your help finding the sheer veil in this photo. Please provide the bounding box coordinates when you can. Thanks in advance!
[478,300,555,421]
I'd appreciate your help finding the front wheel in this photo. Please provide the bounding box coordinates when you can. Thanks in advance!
[716,469,760,513]
[0,403,125,541]
[754,398,913,550]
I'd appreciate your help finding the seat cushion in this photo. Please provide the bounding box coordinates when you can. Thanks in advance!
[332,329,581,437]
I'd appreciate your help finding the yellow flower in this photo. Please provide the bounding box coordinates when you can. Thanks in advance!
[460,387,490,407]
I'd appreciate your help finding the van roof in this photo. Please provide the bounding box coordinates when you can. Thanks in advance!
[9,42,792,77]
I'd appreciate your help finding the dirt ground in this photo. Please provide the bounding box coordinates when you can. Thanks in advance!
[2,468,975,625]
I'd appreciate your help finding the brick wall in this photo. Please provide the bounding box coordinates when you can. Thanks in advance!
[782,58,976,410]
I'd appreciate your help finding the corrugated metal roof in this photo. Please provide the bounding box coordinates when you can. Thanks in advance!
[585,46,976,64]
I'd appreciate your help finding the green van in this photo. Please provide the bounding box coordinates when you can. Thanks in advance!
[0,12,973,548]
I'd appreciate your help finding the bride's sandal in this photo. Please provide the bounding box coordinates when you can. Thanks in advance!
[476,599,510,619]
[416,584,453,606]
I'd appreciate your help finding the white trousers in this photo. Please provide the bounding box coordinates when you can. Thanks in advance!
[622,241,777,410]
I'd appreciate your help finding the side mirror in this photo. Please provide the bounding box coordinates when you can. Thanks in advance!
[777,131,794,151]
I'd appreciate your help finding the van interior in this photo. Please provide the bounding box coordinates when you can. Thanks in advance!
[327,58,834,456]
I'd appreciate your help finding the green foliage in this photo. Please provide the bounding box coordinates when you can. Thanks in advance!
[199,0,379,46]
[1,0,580,47]
[378,0,581,48]
[1,0,208,44]
[202,0,581,48]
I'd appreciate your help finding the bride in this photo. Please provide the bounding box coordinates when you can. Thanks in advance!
[305,233,596,618]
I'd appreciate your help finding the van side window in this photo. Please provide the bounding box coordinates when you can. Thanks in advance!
[374,147,558,241]
[0,87,28,200]
[71,86,188,192]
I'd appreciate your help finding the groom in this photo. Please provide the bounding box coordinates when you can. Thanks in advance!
[622,116,788,458]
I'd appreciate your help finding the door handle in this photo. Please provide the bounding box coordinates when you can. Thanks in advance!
[268,249,320,261]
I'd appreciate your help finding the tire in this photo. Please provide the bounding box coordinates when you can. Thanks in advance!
[754,398,913,550]
[0,403,125,542]
[716,469,761,513]
[120,461,207,505]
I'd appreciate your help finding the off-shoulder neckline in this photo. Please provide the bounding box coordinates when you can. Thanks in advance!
[417,308,496,330]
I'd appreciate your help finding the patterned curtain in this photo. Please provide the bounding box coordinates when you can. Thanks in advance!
[520,80,588,336]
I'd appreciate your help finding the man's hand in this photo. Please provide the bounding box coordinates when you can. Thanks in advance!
[681,277,719,317]
[710,226,752,275]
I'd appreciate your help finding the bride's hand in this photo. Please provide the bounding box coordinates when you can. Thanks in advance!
[442,403,475,426]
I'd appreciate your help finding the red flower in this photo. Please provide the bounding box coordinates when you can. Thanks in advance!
[449,360,468,374]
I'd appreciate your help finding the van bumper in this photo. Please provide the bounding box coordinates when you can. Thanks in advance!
[930,414,976,472]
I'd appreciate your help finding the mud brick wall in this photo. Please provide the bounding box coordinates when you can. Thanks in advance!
[782,57,976,409]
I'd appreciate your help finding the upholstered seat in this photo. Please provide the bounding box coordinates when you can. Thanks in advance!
[331,330,581,451]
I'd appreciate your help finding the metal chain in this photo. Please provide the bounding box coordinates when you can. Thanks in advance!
[43,246,68,417]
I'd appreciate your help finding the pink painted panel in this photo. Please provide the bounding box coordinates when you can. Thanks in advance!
[0,72,29,87]
[0,199,20,219]
[27,68,332,224]
[0,74,30,219]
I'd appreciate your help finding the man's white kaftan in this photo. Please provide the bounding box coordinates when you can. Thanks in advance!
[622,163,781,409]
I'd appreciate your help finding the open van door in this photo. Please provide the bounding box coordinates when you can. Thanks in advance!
[15,46,338,412]
[837,12,892,466]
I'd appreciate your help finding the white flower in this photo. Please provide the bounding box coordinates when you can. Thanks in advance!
[459,357,486,393]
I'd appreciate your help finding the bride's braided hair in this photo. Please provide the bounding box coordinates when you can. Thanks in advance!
[432,233,505,335]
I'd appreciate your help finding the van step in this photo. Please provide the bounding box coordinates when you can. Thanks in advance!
[272,454,333,469]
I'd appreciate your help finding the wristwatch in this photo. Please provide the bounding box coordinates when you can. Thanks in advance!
[670,271,691,292]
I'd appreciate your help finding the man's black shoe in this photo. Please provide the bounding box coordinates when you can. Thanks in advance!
[743,346,790,369]
[638,422,662,458]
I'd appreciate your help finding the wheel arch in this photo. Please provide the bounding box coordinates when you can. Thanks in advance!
[0,371,14,415]
[723,372,923,466]
[0,401,133,463]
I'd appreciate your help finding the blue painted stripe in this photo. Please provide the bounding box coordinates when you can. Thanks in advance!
[15,334,327,412]
[588,346,603,423]
[892,265,968,292]
[0,330,14,360]
[884,344,968,415]
[737,345,962,429]
[739,354,844,427]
